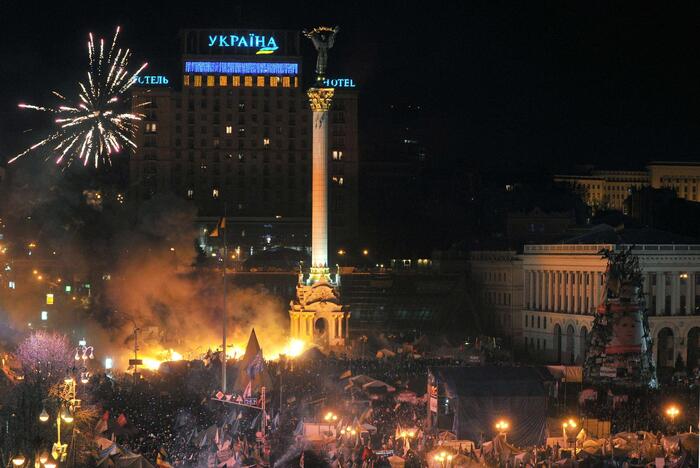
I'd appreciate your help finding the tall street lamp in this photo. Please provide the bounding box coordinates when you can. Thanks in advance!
[40,377,78,462]
[562,418,577,450]
[665,405,680,434]
[495,420,510,442]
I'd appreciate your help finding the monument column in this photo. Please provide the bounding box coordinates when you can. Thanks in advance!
[308,87,334,272]
[290,26,349,351]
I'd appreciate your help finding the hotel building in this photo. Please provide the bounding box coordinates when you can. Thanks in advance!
[129,29,358,256]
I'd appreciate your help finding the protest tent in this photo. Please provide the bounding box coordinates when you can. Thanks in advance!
[429,366,552,447]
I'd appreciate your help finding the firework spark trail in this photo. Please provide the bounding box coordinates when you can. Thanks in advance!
[9,27,147,168]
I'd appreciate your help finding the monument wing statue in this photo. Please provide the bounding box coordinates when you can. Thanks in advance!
[304,26,340,83]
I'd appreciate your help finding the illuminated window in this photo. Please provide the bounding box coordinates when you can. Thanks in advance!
[183,75,190,86]
[263,137,270,147]
[270,76,280,87]
[226,126,233,134]
[256,76,265,87]
[233,76,241,87]
[9,281,15,289]
[187,188,194,199]
[46,293,54,305]
[65,285,71,292]
[194,75,202,87]
[332,176,344,185]
[332,150,343,160]
[206,75,215,87]
[282,77,291,88]
[219,75,228,86]
[212,188,219,199]
[145,123,157,133]
[294,77,299,88]
[41,311,48,321]
[244,76,253,87]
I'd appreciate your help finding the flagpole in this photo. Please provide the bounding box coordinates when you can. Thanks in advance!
[222,203,228,392]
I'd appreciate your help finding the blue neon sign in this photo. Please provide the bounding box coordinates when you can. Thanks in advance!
[135,75,169,85]
[184,61,298,75]
[207,34,279,55]
[323,78,356,88]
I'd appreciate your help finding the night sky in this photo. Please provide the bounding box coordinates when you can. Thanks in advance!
[3,1,700,172]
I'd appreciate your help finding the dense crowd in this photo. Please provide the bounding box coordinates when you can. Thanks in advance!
[72,352,699,467]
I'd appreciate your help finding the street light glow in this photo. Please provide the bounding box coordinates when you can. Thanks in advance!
[61,407,73,423]
[495,420,509,432]
[665,405,680,420]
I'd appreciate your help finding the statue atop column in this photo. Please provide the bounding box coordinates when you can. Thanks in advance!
[304,26,340,85]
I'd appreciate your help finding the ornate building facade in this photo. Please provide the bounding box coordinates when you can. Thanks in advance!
[521,242,700,369]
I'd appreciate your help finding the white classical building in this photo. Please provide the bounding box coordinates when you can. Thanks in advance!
[521,240,700,369]
[469,250,523,341]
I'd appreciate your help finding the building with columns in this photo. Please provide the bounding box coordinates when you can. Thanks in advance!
[469,250,523,341]
[521,225,700,371]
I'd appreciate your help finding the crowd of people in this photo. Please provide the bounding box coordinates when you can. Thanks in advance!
[16,347,690,467]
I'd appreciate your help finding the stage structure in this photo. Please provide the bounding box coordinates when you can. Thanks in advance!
[289,26,349,351]
[583,247,656,387]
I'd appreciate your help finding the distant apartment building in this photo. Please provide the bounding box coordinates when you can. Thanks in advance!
[554,162,700,212]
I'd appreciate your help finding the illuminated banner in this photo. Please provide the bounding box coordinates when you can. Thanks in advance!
[322,78,356,88]
[135,75,169,85]
[207,34,279,54]
[185,61,298,76]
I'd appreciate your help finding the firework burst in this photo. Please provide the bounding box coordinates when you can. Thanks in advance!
[11,27,148,168]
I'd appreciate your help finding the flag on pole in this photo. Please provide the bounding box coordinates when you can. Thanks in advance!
[247,350,265,379]
[209,217,226,237]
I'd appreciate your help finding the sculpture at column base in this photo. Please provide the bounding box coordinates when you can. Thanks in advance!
[289,265,350,350]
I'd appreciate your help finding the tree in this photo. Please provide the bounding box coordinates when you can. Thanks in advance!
[16,331,73,386]
[0,332,75,466]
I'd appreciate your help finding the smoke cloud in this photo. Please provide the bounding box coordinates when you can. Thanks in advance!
[0,163,290,368]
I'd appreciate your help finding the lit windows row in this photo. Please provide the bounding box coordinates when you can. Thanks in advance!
[184,75,298,88]
[186,187,309,202]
